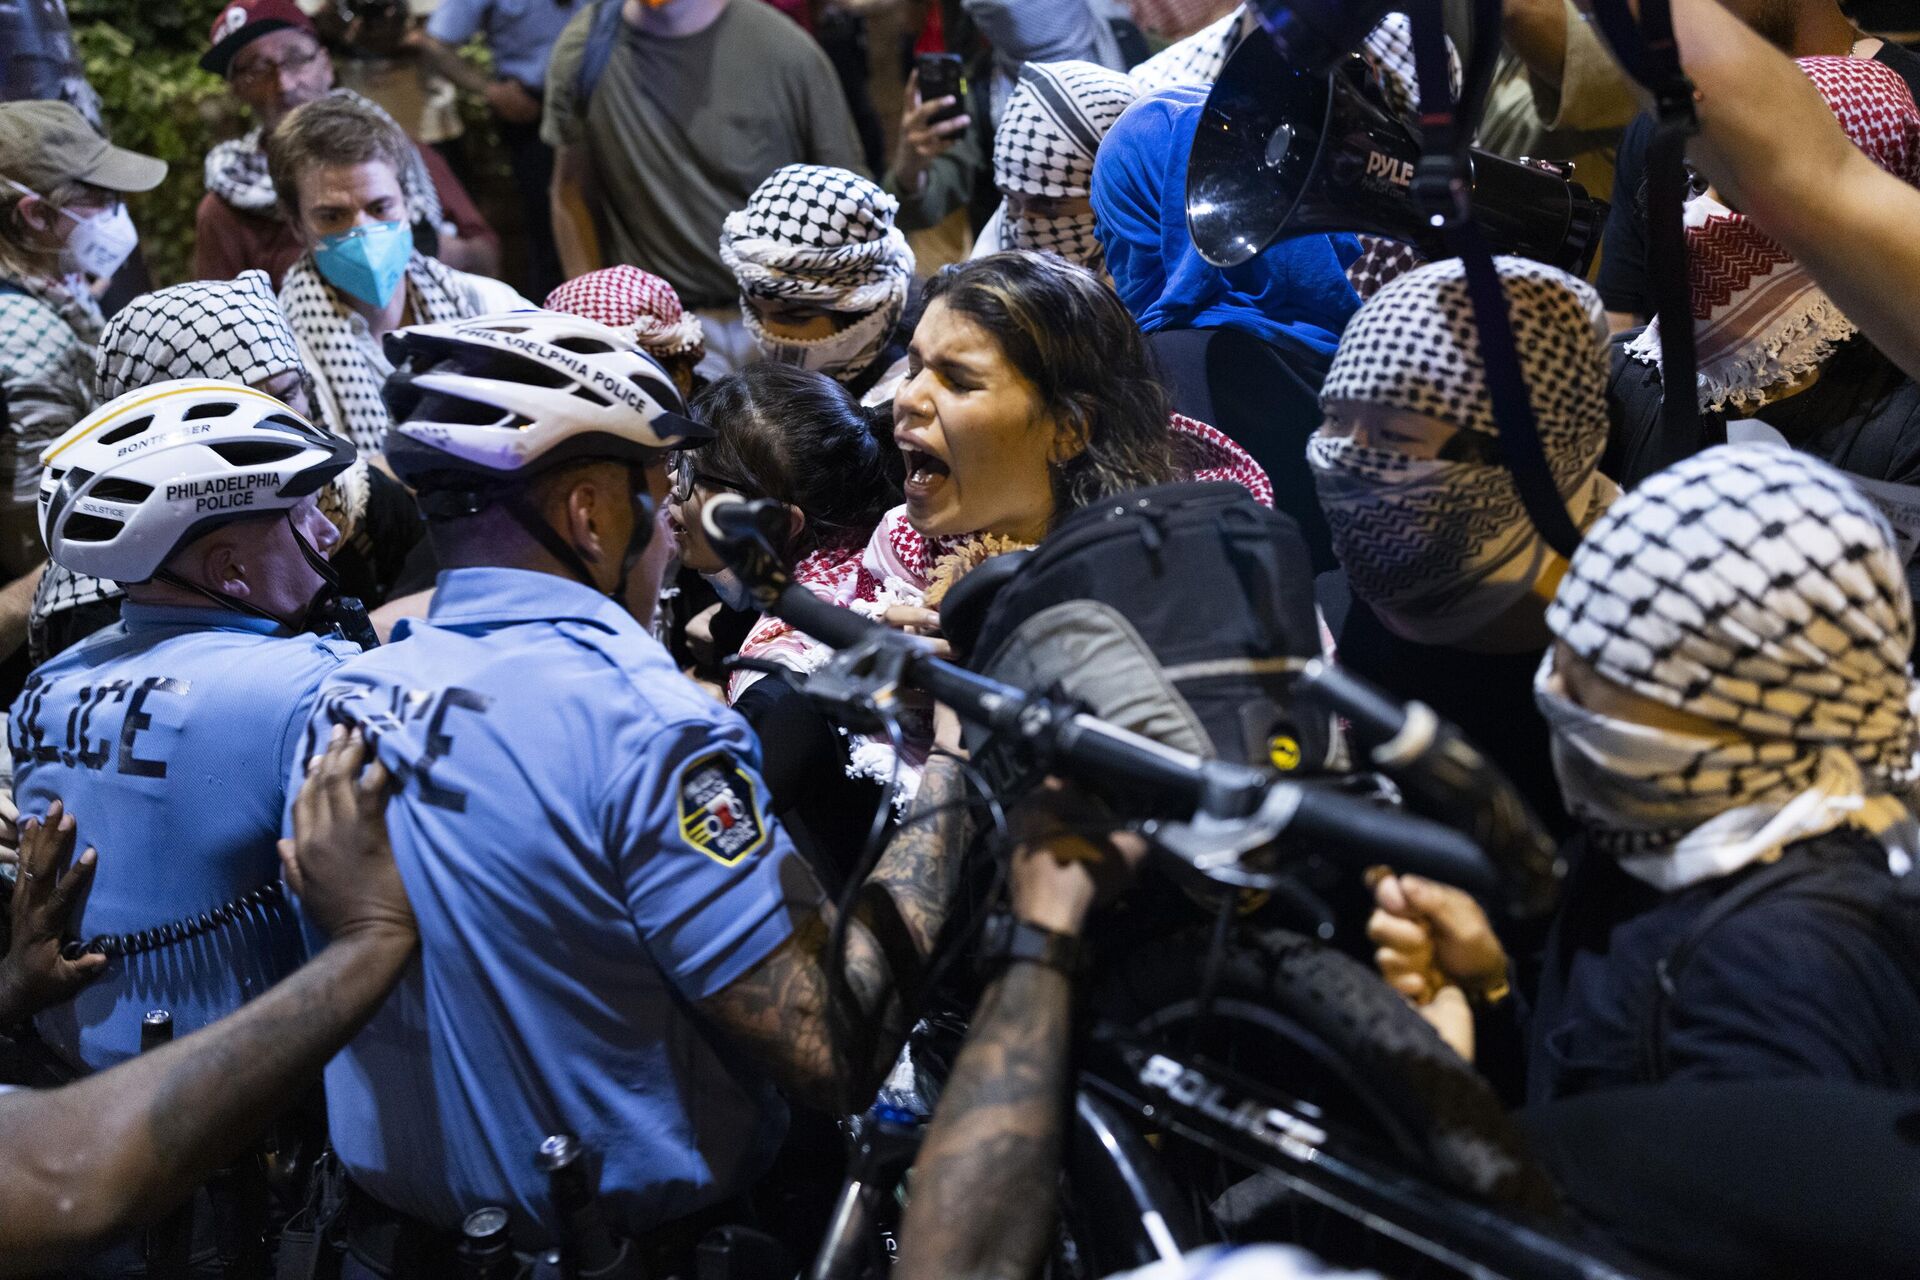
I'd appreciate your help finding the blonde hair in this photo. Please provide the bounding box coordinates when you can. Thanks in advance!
[0,178,90,281]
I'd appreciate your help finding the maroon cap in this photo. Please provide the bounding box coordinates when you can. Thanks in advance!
[200,0,318,77]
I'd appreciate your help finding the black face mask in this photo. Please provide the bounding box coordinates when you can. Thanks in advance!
[155,510,378,648]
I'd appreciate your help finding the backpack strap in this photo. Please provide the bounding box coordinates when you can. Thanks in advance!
[1638,850,1829,1082]
[573,0,628,113]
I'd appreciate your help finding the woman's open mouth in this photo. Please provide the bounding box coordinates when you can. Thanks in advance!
[901,446,951,502]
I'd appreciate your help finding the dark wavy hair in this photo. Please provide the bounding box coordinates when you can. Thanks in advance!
[691,364,902,557]
[918,251,1177,521]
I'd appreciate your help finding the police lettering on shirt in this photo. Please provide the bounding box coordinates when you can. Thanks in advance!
[308,683,490,813]
[9,673,188,777]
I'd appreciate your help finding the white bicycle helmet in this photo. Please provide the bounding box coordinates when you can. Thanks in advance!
[39,378,355,584]
[381,310,709,489]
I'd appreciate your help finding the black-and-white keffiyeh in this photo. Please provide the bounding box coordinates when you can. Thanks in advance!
[1131,8,1452,122]
[1308,256,1613,644]
[33,269,371,629]
[992,59,1141,270]
[93,269,302,401]
[280,249,475,455]
[204,88,444,232]
[719,164,915,385]
[1540,444,1920,888]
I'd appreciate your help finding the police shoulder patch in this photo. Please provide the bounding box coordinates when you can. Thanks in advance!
[677,751,770,866]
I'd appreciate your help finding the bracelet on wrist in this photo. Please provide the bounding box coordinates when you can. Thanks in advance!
[977,912,1080,979]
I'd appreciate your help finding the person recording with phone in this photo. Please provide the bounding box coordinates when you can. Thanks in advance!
[887,0,1130,246]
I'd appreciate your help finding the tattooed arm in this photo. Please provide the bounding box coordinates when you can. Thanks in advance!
[0,730,415,1276]
[895,955,1074,1280]
[894,796,1148,1280]
[701,752,969,1112]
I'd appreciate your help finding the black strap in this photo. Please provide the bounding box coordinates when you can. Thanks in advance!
[1587,0,1701,448]
[1637,854,1825,1082]
[502,490,606,593]
[1407,0,1582,557]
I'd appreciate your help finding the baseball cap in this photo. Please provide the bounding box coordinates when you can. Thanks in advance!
[0,102,167,194]
[200,0,319,77]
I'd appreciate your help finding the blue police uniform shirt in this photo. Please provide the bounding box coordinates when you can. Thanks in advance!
[9,604,357,1071]
[425,0,575,88]
[299,567,817,1242]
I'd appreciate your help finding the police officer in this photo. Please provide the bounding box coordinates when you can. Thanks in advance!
[301,311,969,1269]
[12,378,359,1071]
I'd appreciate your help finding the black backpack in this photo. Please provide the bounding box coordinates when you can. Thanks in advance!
[945,482,1331,795]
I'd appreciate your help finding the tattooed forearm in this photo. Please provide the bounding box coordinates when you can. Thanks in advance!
[702,754,972,1110]
[896,959,1075,1280]
[869,753,969,952]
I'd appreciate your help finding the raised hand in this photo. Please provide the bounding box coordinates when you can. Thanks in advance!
[0,800,106,1023]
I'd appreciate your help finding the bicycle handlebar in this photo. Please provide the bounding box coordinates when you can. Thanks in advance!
[703,495,1498,895]
[1295,661,1563,916]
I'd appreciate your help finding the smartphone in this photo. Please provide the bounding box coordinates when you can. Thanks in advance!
[916,53,967,126]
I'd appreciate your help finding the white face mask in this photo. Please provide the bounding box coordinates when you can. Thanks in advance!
[59,201,138,280]
[742,303,894,385]
[703,566,754,612]
[5,178,139,280]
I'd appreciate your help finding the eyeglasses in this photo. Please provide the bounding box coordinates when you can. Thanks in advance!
[668,453,751,506]
[231,42,323,90]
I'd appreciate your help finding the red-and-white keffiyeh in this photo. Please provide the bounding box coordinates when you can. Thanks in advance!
[544,265,706,361]
[1627,57,1920,411]
[728,414,1274,794]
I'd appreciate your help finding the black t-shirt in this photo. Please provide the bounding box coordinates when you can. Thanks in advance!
[1525,829,1920,1106]
[1597,40,1920,318]
[1603,331,1920,637]
[1335,598,1574,840]
[1603,329,1920,485]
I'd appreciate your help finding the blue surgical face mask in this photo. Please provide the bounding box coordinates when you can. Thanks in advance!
[313,220,412,308]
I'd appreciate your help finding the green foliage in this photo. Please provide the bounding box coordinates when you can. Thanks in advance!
[69,2,517,288]
[67,0,232,51]
[75,8,248,287]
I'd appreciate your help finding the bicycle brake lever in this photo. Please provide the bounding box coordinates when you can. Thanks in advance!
[1144,789,1304,892]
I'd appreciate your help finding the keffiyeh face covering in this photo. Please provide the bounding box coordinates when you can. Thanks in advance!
[1308,256,1613,645]
[720,165,915,386]
[1626,56,1920,412]
[544,266,705,361]
[1542,444,1920,888]
[993,60,1142,270]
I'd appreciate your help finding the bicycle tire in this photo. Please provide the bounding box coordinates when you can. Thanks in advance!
[1089,926,1558,1214]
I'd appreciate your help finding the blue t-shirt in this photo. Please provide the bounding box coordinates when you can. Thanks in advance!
[9,604,356,1071]
[299,567,815,1242]
[425,0,577,88]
